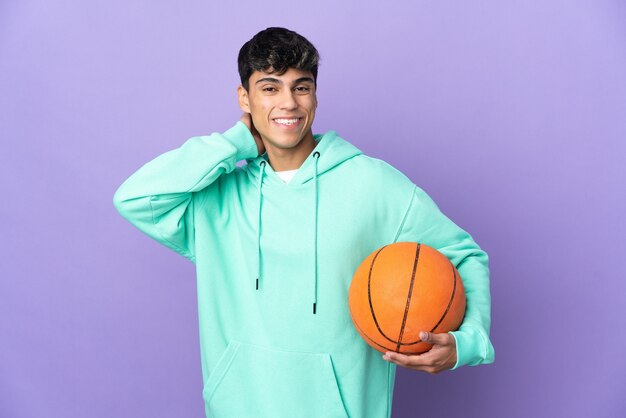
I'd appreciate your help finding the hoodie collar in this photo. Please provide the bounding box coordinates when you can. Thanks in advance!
[245,130,362,186]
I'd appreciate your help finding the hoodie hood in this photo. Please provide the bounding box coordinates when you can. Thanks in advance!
[244,130,362,314]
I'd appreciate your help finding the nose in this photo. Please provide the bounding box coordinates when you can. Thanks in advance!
[278,90,298,110]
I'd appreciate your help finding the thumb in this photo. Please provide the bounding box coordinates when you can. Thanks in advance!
[420,331,453,346]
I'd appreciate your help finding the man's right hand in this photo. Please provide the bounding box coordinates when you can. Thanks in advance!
[240,113,265,156]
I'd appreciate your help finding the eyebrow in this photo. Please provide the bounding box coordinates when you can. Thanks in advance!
[255,76,315,85]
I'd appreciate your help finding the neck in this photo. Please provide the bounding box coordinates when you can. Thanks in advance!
[264,131,317,171]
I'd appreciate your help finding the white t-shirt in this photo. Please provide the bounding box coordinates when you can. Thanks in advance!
[275,169,298,184]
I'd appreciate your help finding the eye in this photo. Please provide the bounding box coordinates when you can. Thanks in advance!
[262,86,277,92]
[294,86,311,93]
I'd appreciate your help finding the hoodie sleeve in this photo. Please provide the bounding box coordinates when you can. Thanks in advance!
[394,186,495,370]
[112,121,258,262]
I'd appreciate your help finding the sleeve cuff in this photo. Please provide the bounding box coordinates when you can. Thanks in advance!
[222,121,259,161]
[449,326,495,370]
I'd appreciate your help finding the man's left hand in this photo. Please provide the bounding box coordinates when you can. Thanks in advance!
[382,331,457,374]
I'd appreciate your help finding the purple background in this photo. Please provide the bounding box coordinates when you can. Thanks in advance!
[2,1,625,417]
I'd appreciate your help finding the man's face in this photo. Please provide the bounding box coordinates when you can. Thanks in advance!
[238,67,317,153]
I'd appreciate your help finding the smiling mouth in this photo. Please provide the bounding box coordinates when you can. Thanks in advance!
[273,117,302,126]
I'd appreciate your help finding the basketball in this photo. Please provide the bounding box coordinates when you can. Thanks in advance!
[348,242,466,354]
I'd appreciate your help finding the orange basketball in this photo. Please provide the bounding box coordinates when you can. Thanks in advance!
[348,242,466,354]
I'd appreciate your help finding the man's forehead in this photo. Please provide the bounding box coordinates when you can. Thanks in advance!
[251,68,314,84]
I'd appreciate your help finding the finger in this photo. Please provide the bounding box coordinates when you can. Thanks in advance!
[383,349,452,375]
[239,113,251,128]
[383,350,434,368]
[383,351,414,367]
[420,331,454,346]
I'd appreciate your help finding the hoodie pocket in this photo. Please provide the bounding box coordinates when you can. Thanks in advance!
[203,340,349,418]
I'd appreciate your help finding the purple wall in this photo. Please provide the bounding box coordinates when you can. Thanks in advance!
[2,1,625,417]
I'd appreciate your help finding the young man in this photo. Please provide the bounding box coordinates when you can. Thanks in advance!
[113,27,494,418]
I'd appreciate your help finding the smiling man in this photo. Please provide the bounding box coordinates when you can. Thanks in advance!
[113,27,495,418]
[238,67,318,171]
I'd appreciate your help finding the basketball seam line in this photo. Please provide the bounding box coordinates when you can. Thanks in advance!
[400,255,460,344]
[352,317,396,352]
[368,245,401,346]
[396,243,420,352]
[429,263,458,333]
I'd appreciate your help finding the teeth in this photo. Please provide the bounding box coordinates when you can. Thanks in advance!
[274,118,299,125]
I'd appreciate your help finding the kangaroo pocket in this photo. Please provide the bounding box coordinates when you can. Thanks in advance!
[203,340,349,418]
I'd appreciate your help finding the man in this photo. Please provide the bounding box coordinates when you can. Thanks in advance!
[113,27,494,418]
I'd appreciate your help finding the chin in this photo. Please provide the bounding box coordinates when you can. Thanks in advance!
[271,140,303,150]
[265,134,305,149]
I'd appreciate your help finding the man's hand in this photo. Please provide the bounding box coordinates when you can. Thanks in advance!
[382,331,457,374]
[240,113,265,156]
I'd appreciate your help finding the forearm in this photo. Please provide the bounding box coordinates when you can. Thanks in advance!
[395,186,495,369]
[112,121,258,260]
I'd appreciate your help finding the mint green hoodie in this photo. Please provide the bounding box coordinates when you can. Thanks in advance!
[113,122,495,418]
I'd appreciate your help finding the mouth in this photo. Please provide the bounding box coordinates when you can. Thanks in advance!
[272,117,303,128]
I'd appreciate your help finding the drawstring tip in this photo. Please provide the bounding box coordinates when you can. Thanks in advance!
[313,303,317,314]
[256,278,259,290]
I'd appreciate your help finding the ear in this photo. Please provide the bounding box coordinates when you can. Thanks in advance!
[237,85,250,113]
[312,86,319,109]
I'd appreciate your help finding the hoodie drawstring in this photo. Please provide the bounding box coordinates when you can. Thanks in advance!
[256,160,266,291]
[254,153,321,315]
[312,151,320,314]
